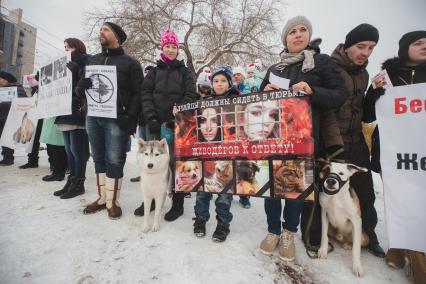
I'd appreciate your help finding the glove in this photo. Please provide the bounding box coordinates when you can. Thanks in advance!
[66,61,79,73]
[35,71,39,82]
[147,119,161,134]
[76,78,92,93]
[370,87,385,103]
[165,119,175,129]
[326,145,346,162]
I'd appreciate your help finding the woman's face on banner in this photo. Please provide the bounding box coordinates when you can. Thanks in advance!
[244,101,279,140]
[200,108,219,141]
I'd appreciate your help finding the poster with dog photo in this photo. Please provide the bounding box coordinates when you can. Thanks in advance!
[272,159,314,200]
[174,90,314,200]
[0,97,38,153]
[236,160,270,197]
[38,52,72,118]
[202,160,234,194]
[175,160,202,192]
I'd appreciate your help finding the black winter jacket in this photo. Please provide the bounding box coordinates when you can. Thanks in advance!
[363,57,426,172]
[55,53,90,126]
[141,59,198,124]
[79,47,143,131]
[260,52,347,154]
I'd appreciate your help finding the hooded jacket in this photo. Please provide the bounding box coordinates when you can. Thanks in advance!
[328,44,369,144]
[363,57,426,172]
[141,59,198,124]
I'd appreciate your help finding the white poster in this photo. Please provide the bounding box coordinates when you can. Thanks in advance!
[85,65,117,118]
[376,83,426,253]
[38,52,72,118]
[0,97,38,153]
[0,87,17,103]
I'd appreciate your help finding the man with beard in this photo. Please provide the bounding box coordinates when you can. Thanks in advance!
[76,22,143,219]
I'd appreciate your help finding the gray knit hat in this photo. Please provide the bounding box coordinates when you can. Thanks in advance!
[281,16,312,47]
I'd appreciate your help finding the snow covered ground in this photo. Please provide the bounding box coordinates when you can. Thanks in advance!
[0,142,410,284]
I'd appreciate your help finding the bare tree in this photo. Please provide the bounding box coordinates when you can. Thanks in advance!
[84,0,283,75]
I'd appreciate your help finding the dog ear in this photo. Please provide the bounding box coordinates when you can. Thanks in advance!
[347,164,368,174]
[159,138,169,153]
[138,138,146,149]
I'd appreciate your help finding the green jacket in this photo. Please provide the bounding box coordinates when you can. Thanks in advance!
[40,117,64,146]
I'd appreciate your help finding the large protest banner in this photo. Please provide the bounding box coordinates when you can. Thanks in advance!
[376,83,426,253]
[38,52,72,118]
[85,65,118,118]
[0,87,17,103]
[0,97,38,153]
[174,90,315,200]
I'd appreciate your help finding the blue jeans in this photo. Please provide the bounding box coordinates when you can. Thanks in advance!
[194,192,233,224]
[264,199,303,235]
[62,129,89,178]
[86,117,128,178]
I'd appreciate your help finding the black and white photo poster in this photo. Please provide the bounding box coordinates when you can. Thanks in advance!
[38,52,72,118]
[0,87,17,103]
[85,65,117,118]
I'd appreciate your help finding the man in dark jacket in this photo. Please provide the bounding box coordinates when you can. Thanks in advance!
[76,22,143,219]
[324,24,385,257]
[0,71,27,165]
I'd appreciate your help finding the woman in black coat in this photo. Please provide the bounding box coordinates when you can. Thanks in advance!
[53,38,90,199]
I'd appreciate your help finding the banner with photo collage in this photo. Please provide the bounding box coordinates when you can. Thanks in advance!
[174,90,315,201]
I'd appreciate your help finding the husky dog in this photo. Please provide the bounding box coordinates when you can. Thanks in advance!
[137,138,172,232]
[317,160,369,277]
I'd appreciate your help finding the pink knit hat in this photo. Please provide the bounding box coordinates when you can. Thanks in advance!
[160,29,179,49]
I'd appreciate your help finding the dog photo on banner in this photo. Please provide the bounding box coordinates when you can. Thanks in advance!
[174,90,315,201]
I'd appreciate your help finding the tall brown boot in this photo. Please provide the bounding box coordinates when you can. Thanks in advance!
[105,177,122,219]
[386,248,406,269]
[405,250,426,284]
[83,173,107,214]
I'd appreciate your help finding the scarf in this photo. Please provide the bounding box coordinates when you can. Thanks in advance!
[160,52,174,65]
[275,49,316,73]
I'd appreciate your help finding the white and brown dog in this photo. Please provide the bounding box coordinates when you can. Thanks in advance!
[317,160,369,277]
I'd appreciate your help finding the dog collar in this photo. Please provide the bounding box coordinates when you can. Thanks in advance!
[321,173,349,195]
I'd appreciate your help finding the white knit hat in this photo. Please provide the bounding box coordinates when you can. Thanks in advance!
[281,15,312,47]
[232,66,246,78]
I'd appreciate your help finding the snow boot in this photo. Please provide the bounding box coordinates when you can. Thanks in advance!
[212,217,230,242]
[405,250,426,284]
[54,175,74,196]
[105,177,122,219]
[83,173,107,214]
[61,177,85,199]
[134,200,155,216]
[193,216,206,237]
[164,193,184,221]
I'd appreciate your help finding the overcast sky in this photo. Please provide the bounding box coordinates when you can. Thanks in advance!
[2,0,425,75]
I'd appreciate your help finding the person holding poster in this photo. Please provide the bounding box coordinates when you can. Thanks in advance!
[0,71,27,166]
[363,30,426,284]
[53,38,90,199]
[77,22,143,219]
[139,29,198,221]
[193,65,239,242]
[258,16,347,261]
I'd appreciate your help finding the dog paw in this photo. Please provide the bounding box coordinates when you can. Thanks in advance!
[317,246,328,259]
[352,263,364,277]
[151,223,160,232]
[342,243,352,250]
[142,225,151,233]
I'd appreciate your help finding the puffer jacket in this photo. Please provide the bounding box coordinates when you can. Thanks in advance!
[141,59,198,124]
[81,46,143,131]
[363,57,426,172]
[328,44,369,144]
[260,51,347,155]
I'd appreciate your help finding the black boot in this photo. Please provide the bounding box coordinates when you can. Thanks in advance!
[0,159,14,166]
[193,216,206,237]
[212,216,230,242]
[54,175,74,196]
[164,194,184,222]
[366,231,386,258]
[19,160,39,169]
[42,172,65,182]
[60,177,85,199]
[134,200,155,216]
